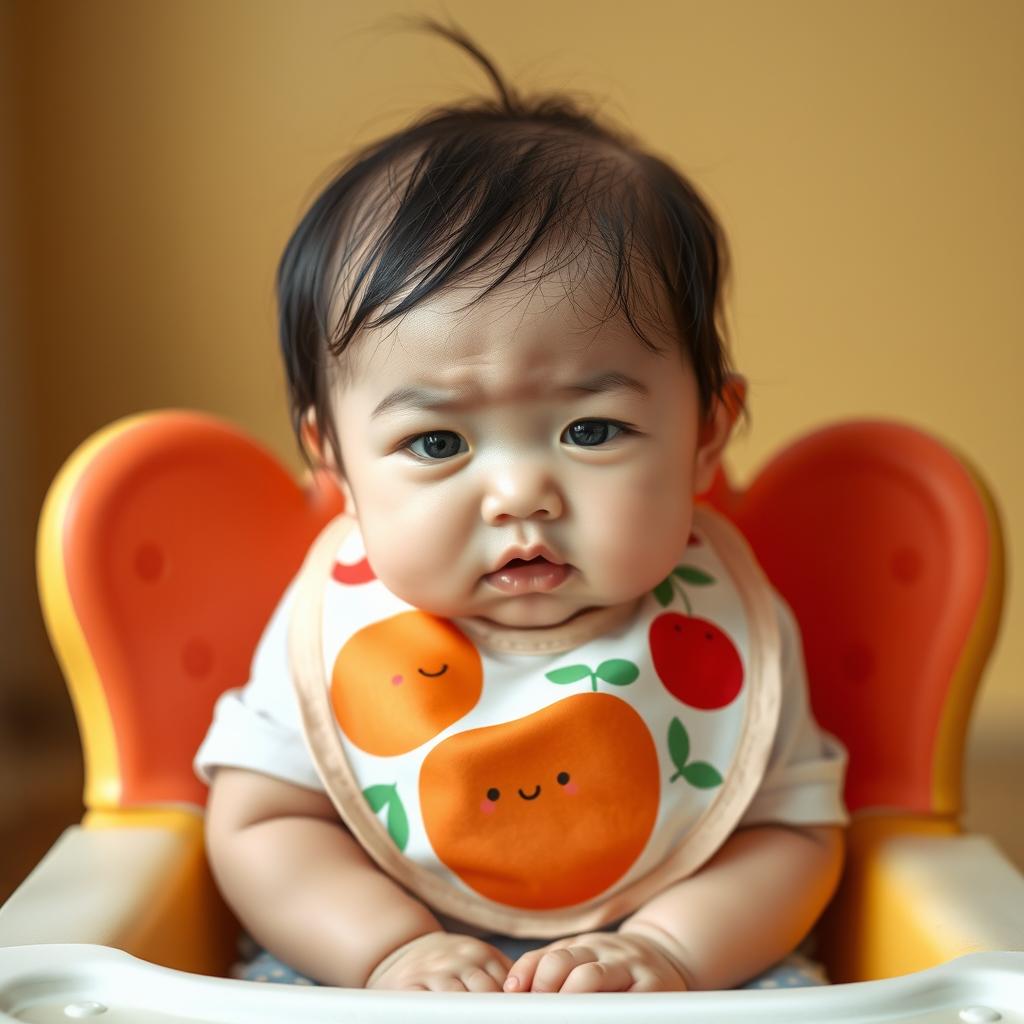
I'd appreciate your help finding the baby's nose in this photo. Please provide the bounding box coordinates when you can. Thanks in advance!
[480,466,564,523]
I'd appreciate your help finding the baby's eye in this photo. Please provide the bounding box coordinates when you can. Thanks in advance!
[406,431,468,460]
[562,420,623,447]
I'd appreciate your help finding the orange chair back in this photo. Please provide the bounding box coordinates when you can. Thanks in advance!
[37,412,343,810]
[715,421,1003,816]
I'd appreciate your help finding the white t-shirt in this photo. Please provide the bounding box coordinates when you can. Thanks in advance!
[194,577,849,831]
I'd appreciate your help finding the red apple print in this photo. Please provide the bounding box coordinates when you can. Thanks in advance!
[332,557,376,585]
[649,612,743,709]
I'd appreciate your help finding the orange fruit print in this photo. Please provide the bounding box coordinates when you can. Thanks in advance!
[419,692,659,909]
[331,611,483,756]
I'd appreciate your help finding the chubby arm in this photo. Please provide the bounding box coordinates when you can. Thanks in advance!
[621,823,845,990]
[506,823,844,993]
[204,767,444,987]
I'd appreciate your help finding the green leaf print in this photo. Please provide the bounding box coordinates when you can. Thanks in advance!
[673,566,715,586]
[595,659,639,687]
[667,719,723,789]
[363,783,393,814]
[387,793,410,851]
[362,783,409,851]
[653,578,675,607]
[545,664,593,685]
[667,717,690,774]
[681,762,724,789]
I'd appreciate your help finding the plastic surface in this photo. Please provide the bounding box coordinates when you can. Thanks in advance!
[36,411,343,810]
[816,816,1024,982]
[727,420,1004,816]
[7,809,1023,989]
[0,946,1022,1023]
[0,813,236,978]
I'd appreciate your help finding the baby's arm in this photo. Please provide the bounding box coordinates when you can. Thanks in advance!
[205,767,510,989]
[621,823,845,990]
[506,823,844,993]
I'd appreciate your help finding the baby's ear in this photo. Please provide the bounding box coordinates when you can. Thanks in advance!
[300,407,337,472]
[300,408,357,514]
[693,374,746,494]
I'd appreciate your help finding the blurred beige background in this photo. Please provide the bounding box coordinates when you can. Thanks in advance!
[1,0,1020,898]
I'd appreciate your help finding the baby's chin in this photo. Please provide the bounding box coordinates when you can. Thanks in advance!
[388,588,589,629]
[461,595,606,630]
[376,573,627,630]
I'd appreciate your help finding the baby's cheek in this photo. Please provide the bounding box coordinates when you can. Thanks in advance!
[588,487,692,589]
[363,523,472,613]
[587,520,673,591]
[365,545,448,608]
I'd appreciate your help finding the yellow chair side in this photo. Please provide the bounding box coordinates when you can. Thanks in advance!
[82,808,238,976]
[818,814,1024,982]
[931,455,1006,815]
[37,415,162,811]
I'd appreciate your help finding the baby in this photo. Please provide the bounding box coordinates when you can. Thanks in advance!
[195,23,847,993]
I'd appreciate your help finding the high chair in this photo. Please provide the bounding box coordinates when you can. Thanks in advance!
[1,409,1022,1023]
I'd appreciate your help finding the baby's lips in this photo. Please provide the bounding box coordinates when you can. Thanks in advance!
[488,542,565,574]
[483,559,571,594]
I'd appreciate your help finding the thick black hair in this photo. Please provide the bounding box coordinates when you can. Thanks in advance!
[277,20,741,467]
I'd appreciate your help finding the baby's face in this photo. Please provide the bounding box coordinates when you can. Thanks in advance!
[325,277,727,629]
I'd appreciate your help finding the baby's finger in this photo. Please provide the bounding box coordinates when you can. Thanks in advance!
[560,960,634,994]
[531,946,597,993]
[482,959,511,989]
[503,950,545,992]
[425,975,467,993]
[463,966,502,993]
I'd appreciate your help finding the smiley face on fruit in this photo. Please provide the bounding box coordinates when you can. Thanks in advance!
[331,611,482,756]
[419,692,659,909]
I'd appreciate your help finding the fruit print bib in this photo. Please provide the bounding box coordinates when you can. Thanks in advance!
[287,506,782,937]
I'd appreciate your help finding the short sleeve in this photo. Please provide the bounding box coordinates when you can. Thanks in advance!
[192,577,325,791]
[738,592,849,828]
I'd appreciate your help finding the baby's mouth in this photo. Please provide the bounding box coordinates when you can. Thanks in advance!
[483,556,571,595]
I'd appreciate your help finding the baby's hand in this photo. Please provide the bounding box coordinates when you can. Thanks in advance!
[503,931,691,993]
[366,932,512,992]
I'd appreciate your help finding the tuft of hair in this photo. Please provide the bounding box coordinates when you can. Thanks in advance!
[277,18,741,466]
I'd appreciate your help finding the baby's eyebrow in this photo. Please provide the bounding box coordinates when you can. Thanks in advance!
[370,372,648,419]
[561,372,649,398]
[370,385,456,419]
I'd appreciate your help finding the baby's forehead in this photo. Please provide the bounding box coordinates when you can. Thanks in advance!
[341,273,676,393]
